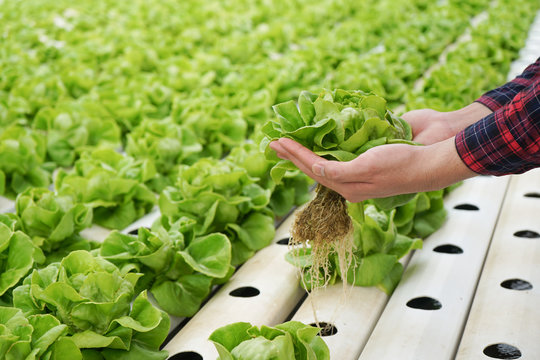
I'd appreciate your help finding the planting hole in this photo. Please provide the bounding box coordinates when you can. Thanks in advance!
[453,203,479,211]
[433,244,463,254]
[309,322,338,337]
[500,279,533,291]
[406,296,442,310]
[277,237,290,245]
[483,343,521,359]
[128,227,150,236]
[169,352,203,360]
[229,286,260,297]
[524,192,540,198]
[513,230,539,238]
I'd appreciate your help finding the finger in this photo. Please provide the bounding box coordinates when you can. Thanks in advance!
[277,138,353,181]
[269,141,290,160]
[275,140,337,189]
[278,137,371,184]
[315,157,371,183]
[411,134,429,145]
[277,138,326,167]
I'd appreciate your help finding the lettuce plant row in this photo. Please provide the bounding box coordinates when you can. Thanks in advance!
[406,0,539,111]
[0,0,538,357]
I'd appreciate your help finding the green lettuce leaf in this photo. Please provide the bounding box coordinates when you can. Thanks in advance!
[16,187,93,255]
[55,148,156,230]
[0,125,50,198]
[11,251,169,358]
[209,321,329,360]
[159,157,273,265]
[0,217,38,298]
[100,218,232,317]
[125,118,203,192]
[262,89,413,184]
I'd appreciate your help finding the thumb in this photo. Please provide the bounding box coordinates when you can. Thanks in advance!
[311,160,345,182]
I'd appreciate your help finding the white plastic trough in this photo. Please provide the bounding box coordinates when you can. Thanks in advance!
[456,169,540,360]
[163,213,304,359]
[358,175,509,360]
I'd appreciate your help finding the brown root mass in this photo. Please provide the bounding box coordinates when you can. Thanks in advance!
[290,184,354,291]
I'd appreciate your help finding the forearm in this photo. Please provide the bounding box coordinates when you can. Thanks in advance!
[415,137,477,192]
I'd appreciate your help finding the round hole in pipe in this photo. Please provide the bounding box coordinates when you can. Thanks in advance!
[513,230,539,238]
[169,352,203,360]
[309,322,338,337]
[433,244,463,254]
[229,286,260,298]
[483,343,521,359]
[128,227,150,236]
[500,279,533,291]
[524,192,540,198]
[277,237,290,245]
[453,203,479,211]
[406,296,442,310]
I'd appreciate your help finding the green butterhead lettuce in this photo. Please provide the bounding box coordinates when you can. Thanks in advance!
[171,94,248,159]
[125,118,203,192]
[388,190,447,238]
[0,125,50,198]
[55,148,156,230]
[0,306,82,359]
[209,321,330,360]
[261,89,414,183]
[159,158,275,265]
[33,100,121,167]
[227,142,312,217]
[0,214,40,300]
[286,204,422,294]
[100,218,232,317]
[12,250,169,359]
[16,187,94,258]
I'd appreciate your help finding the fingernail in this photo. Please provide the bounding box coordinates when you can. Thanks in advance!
[269,141,283,152]
[312,163,325,177]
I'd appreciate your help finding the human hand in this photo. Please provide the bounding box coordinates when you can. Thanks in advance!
[401,109,454,145]
[401,102,493,145]
[269,137,476,202]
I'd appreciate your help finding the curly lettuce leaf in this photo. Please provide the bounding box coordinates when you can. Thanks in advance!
[0,125,50,198]
[33,100,121,167]
[125,118,203,192]
[55,148,156,229]
[209,321,329,360]
[11,250,169,358]
[16,187,93,255]
[0,306,82,360]
[101,218,232,317]
[262,89,414,183]
[0,218,38,297]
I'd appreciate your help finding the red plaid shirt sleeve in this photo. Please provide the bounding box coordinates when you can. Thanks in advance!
[455,76,540,176]
[475,57,540,111]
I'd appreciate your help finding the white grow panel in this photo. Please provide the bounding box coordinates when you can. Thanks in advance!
[290,280,392,360]
[358,175,509,360]
[456,169,540,360]
[164,213,305,359]
[162,174,513,360]
[0,196,14,213]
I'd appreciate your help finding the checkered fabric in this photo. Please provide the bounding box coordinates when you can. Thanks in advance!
[455,57,540,175]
